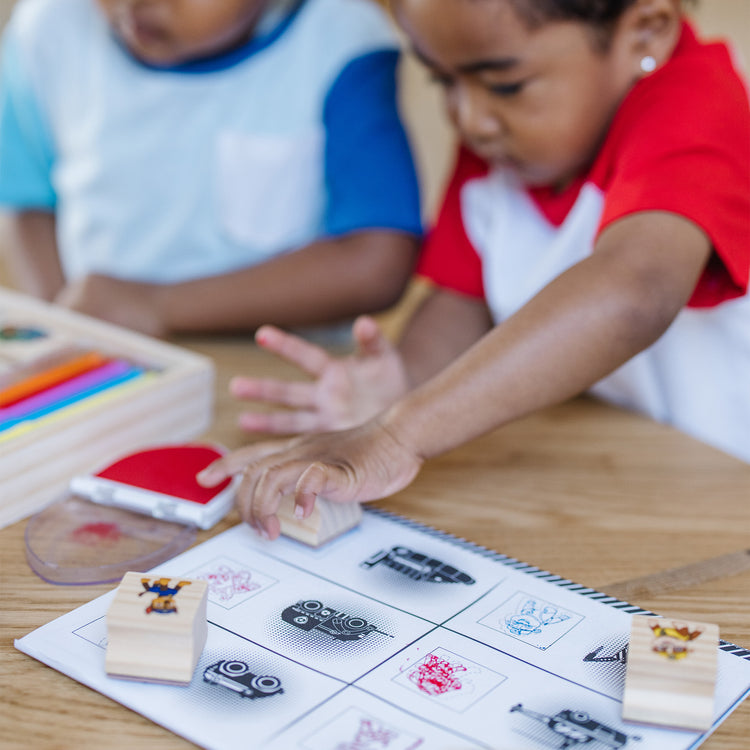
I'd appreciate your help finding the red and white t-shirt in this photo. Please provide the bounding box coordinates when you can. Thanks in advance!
[418,22,750,461]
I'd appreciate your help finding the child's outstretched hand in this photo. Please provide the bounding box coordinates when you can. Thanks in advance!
[197,418,423,540]
[232,315,409,434]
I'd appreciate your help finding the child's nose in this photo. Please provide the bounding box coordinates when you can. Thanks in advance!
[451,85,501,141]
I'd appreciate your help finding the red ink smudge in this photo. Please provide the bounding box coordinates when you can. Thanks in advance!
[409,653,466,696]
[71,522,122,545]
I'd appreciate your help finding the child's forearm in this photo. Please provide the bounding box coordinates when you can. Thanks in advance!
[397,286,493,388]
[4,211,64,300]
[384,212,712,461]
[157,231,418,334]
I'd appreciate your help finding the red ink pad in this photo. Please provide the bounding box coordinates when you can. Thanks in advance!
[70,444,237,530]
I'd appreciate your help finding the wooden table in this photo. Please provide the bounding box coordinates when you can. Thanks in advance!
[1,336,749,749]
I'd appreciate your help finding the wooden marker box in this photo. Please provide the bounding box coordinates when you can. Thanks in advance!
[0,287,214,528]
[106,571,208,685]
[622,614,719,731]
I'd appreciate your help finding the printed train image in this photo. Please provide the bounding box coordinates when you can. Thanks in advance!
[203,660,283,699]
[360,546,475,584]
[281,600,391,642]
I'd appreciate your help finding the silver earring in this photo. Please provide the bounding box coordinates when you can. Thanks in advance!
[640,55,657,73]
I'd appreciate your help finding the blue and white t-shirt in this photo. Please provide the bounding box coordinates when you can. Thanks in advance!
[0,0,422,282]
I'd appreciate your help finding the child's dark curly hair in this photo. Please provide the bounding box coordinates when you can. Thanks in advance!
[509,0,637,26]
[507,0,692,48]
[512,0,694,24]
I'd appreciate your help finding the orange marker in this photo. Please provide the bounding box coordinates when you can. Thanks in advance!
[0,350,108,408]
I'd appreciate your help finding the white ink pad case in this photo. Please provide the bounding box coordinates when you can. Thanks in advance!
[70,443,237,530]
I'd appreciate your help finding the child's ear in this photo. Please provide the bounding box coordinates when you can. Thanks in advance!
[619,0,682,76]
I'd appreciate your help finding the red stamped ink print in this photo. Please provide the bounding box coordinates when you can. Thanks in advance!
[199,565,259,602]
[339,718,398,749]
[408,653,466,696]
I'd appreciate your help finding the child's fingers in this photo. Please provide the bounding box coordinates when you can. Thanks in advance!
[247,461,356,539]
[294,461,350,511]
[352,315,390,358]
[233,459,266,530]
[237,408,324,435]
[196,440,294,486]
[255,325,333,377]
[230,375,317,409]
[261,514,282,541]
[241,460,319,538]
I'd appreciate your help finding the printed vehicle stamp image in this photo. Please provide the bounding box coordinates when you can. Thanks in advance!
[202,660,283,699]
[584,644,629,664]
[281,600,392,642]
[361,546,475,584]
[510,704,639,748]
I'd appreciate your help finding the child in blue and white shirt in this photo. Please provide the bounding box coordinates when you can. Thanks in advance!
[0,0,422,337]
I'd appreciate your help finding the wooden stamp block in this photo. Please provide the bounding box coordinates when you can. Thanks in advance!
[276,495,362,547]
[106,571,208,685]
[622,614,719,730]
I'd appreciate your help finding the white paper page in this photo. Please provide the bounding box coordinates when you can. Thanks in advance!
[16,509,750,749]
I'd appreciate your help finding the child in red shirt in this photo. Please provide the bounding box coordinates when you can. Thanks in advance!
[199,0,750,540]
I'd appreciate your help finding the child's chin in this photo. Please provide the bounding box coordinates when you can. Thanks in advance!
[120,37,182,68]
[503,165,567,190]
[491,159,534,185]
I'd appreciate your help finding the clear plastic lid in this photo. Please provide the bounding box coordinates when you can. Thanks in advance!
[25,493,196,585]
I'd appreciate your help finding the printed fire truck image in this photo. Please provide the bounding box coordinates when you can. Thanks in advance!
[509,704,640,748]
[360,546,475,584]
[203,660,283,699]
[281,600,392,642]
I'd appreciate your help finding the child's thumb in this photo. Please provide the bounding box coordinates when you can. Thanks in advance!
[352,315,390,358]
